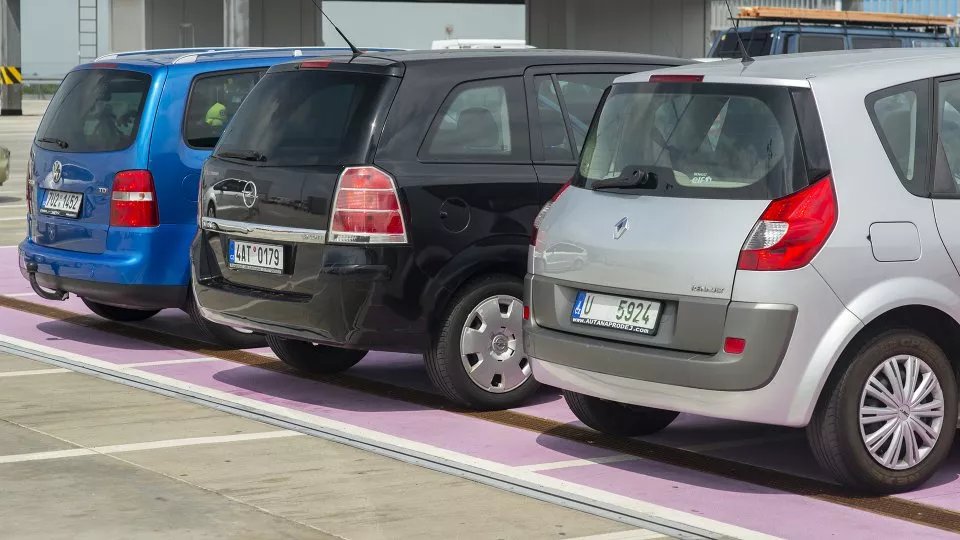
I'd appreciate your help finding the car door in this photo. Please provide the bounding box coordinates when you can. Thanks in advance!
[524,66,661,205]
[929,76,960,271]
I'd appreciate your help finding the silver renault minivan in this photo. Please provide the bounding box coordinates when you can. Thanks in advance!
[524,48,960,493]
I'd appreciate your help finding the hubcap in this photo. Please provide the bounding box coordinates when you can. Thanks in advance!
[459,295,530,393]
[859,354,945,471]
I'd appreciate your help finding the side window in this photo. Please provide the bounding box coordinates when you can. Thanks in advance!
[184,70,264,149]
[787,34,846,53]
[866,80,931,196]
[936,79,960,193]
[851,37,901,49]
[555,73,619,154]
[421,77,529,162]
[534,75,574,162]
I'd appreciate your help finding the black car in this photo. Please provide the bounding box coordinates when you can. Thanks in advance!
[191,49,690,410]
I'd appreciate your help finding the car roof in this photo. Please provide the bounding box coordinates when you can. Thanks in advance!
[92,46,403,67]
[619,48,960,88]
[358,48,689,66]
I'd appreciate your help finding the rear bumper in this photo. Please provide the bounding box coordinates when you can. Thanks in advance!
[18,225,194,310]
[525,266,864,427]
[190,233,431,352]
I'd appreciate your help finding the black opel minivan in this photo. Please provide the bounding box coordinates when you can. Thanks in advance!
[191,49,689,410]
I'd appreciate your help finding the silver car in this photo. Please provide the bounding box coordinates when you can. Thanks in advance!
[524,48,960,494]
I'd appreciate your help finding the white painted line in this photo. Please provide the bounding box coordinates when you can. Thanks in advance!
[0,431,302,465]
[0,245,20,249]
[0,216,24,222]
[680,433,804,453]
[569,530,670,540]
[0,204,27,209]
[119,358,219,369]
[0,368,71,378]
[3,292,36,298]
[516,454,641,472]
[0,333,777,540]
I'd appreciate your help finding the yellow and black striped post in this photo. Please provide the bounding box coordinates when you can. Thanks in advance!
[0,66,22,85]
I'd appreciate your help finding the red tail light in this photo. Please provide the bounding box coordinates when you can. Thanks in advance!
[110,170,159,227]
[649,74,704,83]
[531,179,572,247]
[300,59,332,69]
[328,166,407,244]
[737,175,836,271]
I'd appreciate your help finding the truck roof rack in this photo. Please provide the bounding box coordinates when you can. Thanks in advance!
[735,6,958,29]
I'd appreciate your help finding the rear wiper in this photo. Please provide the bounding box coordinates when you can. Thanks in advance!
[218,149,267,162]
[592,169,657,191]
[37,137,69,149]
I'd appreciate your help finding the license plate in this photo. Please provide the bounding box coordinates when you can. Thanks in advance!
[228,239,284,274]
[571,291,662,335]
[40,190,83,218]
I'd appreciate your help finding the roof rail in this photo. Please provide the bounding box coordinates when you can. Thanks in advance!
[170,46,402,64]
[736,6,958,28]
[95,47,247,62]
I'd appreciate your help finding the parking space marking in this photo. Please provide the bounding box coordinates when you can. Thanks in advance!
[516,454,642,472]
[0,332,779,540]
[569,530,671,540]
[3,293,37,298]
[0,367,71,377]
[0,430,303,465]
[0,216,23,221]
[121,358,219,369]
[0,204,26,209]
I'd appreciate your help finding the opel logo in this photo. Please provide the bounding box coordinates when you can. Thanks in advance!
[51,161,62,184]
[241,180,258,209]
[614,217,629,240]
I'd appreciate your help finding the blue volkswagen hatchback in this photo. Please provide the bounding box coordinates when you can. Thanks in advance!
[19,46,398,347]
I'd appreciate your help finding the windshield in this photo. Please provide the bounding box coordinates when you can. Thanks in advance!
[35,69,151,153]
[576,82,824,200]
[214,70,394,167]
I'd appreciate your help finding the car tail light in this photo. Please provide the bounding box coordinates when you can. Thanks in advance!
[110,170,159,227]
[737,175,836,272]
[328,166,407,244]
[723,337,746,355]
[649,74,704,83]
[531,179,572,247]
[523,305,530,321]
[300,59,332,69]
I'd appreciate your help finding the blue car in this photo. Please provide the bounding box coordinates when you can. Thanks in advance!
[19,46,398,347]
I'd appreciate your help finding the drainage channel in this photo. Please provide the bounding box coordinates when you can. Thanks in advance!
[0,338,730,540]
[3,295,960,535]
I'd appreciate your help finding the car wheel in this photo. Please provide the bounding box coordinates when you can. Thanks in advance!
[564,390,679,437]
[185,294,266,349]
[425,274,538,410]
[807,328,957,494]
[82,298,160,322]
[266,334,367,374]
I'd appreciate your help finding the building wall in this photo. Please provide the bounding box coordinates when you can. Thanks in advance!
[250,0,321,46]
[527,0,710,58]
[111,0,145,53]
[144,0,223,49]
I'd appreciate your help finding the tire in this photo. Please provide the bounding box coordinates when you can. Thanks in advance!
[185,294,266,349]
[425,274,539,410]
[266,334,367,374]
[564,390,679,437]
[807,328,958,494]
[82,298,160,322]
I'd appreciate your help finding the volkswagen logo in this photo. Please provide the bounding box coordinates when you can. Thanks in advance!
[51,161,62,184]
[614,217,629,240]
[241,180,258,209]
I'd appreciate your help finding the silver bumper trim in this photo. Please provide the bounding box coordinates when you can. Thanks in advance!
[200,217,327,244]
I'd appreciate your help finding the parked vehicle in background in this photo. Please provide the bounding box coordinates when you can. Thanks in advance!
[0,146,8,186]
[431,39,533,49]
[525,48,960,493]
[709,6,956,58]
[18,46,398,348]
[191,49,690,409]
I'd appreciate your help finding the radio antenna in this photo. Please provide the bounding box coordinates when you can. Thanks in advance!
[723,0,753,64]
[310,0,363,58]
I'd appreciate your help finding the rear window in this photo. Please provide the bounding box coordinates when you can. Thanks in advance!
[575,82,828,200]
[214,70,394,167]
[712,31,774,58]
[35,69,151,153]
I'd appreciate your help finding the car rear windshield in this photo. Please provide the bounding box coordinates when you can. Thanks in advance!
[575,82,830,200]
[35,69,151,153]
[214,70,394,167]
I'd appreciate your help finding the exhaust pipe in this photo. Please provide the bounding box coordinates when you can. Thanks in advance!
[25,262,69,301]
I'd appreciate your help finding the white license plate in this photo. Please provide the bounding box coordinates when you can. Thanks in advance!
[40,190,83,218]
[571,291,663,335]
[229,239,284,274]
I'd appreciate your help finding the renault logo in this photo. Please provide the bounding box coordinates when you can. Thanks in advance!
[241,180,258,208]
[51,161,62,184]
[614,217,629,240]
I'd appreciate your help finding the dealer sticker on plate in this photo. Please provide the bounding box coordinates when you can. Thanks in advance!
[571,291,662,335]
